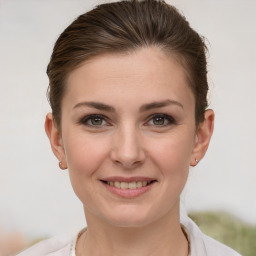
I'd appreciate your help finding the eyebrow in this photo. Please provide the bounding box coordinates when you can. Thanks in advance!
[73,99,183,112]
[73,102,115,112]
[139,99,184,112]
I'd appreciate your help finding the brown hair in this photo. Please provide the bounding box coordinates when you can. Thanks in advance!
[47,0,208,128]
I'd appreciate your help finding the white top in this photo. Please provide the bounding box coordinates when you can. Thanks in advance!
[16,216,241,256]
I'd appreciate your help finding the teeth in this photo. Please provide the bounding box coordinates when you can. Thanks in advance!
[136,181,142,188]
[106,181,151,189]
[120,182,128,189]
[128,182,136,189]
[114,181,121,188]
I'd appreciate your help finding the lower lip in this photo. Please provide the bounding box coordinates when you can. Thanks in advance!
[102,182,155,198]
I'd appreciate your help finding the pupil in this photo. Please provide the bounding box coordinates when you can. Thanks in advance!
[92,118,102,125]
[153,117,164,125]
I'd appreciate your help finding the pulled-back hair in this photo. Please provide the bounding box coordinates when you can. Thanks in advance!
[47,0,208,127]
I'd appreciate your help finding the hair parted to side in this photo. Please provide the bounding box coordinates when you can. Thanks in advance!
[47,0,209,128]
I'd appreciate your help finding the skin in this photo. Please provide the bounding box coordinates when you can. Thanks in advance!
[45,47,214,256]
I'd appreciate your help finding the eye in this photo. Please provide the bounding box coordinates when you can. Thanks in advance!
[80,114,108,127]
[147,114,176,126]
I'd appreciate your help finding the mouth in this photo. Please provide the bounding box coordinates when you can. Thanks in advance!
[100,177,157,198]
[100,180,157,189]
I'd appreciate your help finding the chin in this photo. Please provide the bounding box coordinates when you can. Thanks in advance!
[108,216,152,228]
[102,205,159,228]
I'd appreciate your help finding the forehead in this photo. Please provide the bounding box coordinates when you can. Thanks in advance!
[64,47,195,109]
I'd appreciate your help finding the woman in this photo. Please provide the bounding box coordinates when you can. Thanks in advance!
[17,0,241,255]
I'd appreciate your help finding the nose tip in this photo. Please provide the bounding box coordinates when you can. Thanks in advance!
[112,152,144,169]
[110,129,145,169]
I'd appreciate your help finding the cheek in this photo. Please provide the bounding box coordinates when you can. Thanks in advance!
[63,133,110,178]
[63,134,111,205]
[155,133,194,202]
[149,129,195,177]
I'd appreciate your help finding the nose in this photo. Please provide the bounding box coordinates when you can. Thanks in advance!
[110,124,146,169]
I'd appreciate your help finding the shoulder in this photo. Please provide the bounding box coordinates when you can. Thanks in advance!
[16,234,74,256]
[181,216,241,256]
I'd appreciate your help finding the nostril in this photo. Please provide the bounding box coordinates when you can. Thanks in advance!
[113,159,143,169]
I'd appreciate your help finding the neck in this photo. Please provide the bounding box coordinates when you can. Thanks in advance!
[76,206,189,256]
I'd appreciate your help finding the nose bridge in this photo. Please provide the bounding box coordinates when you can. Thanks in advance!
[111,121,145,168]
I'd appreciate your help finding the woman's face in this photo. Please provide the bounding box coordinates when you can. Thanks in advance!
[50,47,206,227]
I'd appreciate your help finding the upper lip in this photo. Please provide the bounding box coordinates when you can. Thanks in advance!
[100,176,156,182]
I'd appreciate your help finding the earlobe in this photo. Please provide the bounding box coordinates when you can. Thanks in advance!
[190,109,214,166]
[45,113,67,169]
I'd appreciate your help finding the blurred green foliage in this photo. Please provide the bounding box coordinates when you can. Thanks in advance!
[189,211,256,256]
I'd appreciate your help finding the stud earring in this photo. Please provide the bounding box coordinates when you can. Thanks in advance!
[195,159,199,164]
[59,161,66,170]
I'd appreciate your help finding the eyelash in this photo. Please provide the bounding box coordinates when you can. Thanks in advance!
[79,114,109,127]
[146,114,176,127]
[79,113,176,127]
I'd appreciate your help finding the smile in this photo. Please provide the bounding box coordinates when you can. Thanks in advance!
[103,180,155,189]
[100,178,157,198]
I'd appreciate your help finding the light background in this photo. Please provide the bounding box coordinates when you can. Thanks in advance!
[0,0,255,240]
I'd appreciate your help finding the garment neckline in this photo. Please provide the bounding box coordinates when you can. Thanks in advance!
[70,228,86,256]
[70,226,191,256]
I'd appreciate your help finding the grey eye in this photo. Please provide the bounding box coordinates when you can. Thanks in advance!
[152,116,166,125]
[80,114,108,126]
[89,117,103,126]
[147,114,176,127]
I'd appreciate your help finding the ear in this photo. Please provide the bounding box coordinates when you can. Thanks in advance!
[190,109,214,166]
[45,113,67,169]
